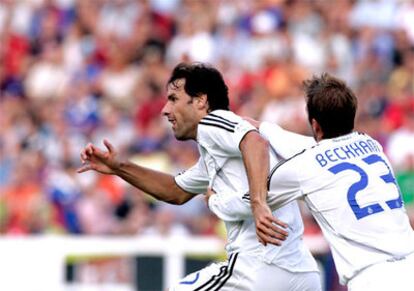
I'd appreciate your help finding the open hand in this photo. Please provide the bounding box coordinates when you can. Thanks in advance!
[252,202,288,246]
[77,139,120,175]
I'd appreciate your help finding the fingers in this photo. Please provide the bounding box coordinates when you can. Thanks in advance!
[258,237,266,246]
[206,188,216,195]
[91,146,107,159]
[204,194,210,207]
[252,204,289,246]
[103,139,114,153]
[78,140,116,175]
[257,231,283,246]
[86,143,94,155]
[83,142,107,160]
[257,214,288,235]
[256,224,287,245]
[79,141,111,170]
[256,226,286,246]
[255,215,288,246]
[77,164,93,173]
[270,217,288,230]
[205,188,216,207]
[80,143,95,162]
[80,149,87,162]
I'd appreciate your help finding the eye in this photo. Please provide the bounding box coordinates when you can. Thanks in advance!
[168,95,178,103]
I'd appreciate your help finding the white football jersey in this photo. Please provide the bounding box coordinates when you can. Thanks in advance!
[175,111,318,273]
[263,130,414,284]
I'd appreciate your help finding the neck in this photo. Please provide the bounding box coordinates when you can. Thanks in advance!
[316,131,354,142]
[191,112,209,141]
[311,119,324,142]
[315,133,323,142]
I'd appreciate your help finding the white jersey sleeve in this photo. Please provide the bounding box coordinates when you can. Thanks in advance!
[259,121,315,158]
[198,111,257,157]
[174,157,209,194]
[266,154,304,209]
[206,119,310,221]
[208,164,303,221]
[208,192,251,221]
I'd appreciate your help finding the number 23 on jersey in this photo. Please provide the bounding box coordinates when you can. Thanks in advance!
[328,153,403,220]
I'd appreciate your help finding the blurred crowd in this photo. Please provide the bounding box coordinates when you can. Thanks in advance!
[0,0,413,239]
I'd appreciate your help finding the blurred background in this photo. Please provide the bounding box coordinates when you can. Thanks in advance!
[0,0,413,290]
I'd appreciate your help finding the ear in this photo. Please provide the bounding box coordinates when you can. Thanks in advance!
[195,94,209,111]
[311,118,323,141]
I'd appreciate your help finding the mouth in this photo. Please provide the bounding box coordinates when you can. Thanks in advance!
[168,119,177,129]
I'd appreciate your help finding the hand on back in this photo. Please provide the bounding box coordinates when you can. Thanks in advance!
[252,202,288,246]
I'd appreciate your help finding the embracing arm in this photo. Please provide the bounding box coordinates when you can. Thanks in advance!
[239,131,288,245]
[240,131,269,212]
[78,140,194,205]
[206,188,251,221]
[206,186,288,245]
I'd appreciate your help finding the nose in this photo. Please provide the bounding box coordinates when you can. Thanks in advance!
[161,101,170,116]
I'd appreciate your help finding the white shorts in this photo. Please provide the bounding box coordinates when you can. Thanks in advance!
[169,252,321,291]
[253,262,321,291]
[348,252,414,291]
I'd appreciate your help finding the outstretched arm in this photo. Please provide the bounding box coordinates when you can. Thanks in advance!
[78,140,194,205]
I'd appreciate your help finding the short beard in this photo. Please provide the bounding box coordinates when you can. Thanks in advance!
[174,132,190,141]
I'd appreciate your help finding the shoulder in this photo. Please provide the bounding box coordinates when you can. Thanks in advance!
[268,144,319,181]
[199,110,240,133]
[270,147,311,172]
[356,131,383,150]
[197,110,258,149]
[333,131,384,152]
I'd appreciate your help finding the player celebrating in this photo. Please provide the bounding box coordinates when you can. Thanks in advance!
[207,73,414,291]
[78,63,321,290]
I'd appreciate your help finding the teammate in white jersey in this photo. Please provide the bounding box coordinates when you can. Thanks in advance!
[78,63,321,290]
[208,73,414,291]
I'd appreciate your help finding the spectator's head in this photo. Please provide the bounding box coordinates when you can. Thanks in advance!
[162,62,229,140]
[303,73,357,140]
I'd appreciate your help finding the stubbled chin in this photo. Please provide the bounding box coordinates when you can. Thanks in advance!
[171,127,180,137]
[175,134,186,141]
[173,130,190,141]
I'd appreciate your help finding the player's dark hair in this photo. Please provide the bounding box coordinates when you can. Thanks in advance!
[167,62,229,111]
[303,73,357,138]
